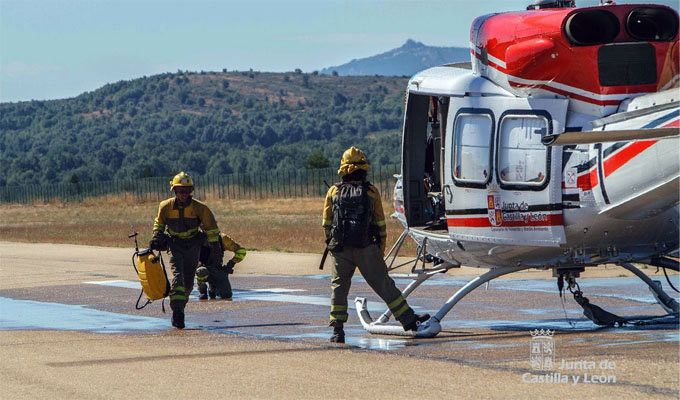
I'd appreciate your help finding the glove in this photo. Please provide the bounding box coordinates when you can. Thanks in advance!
[149,233,168,251]
[208,242,224,267]
[222,260,236,274]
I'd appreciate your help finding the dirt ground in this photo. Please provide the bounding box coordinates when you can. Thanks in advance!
[0,241,678,399]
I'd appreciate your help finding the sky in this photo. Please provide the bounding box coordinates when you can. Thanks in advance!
[1,0,677,102]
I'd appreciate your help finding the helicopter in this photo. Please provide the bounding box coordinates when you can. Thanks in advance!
[354,0,680,337]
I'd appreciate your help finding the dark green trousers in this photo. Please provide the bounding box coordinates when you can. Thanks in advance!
[197,244,231,298]
[207,264,232,298]
[330,244,416,327]
[169,238,201,310]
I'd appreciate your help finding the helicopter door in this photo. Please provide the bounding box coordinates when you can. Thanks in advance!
[444,96,568,247]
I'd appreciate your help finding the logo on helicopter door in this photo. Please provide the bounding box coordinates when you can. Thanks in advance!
[487,192,503,227]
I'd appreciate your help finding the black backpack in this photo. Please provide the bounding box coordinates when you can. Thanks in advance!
[331,181,375,248]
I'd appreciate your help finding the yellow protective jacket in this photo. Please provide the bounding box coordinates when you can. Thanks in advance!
[220,233,247,263]
[322,181,387,252]
[153,197,221,243]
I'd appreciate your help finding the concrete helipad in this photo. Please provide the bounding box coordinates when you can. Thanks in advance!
[0,242,678,399]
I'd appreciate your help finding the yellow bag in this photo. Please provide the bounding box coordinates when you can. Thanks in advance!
[135,249,170,302]
[129,231,170,310]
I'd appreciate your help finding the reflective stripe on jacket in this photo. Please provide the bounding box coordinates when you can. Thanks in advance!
[220,233,247,262]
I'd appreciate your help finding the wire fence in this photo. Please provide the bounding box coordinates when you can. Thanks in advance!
[0,164,401,204]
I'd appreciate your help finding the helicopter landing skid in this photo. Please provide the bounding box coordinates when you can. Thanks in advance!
[354,265,532,338]
[355,262,679,337]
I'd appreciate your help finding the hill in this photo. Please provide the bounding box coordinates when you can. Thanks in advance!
[0,71,408,187]
[320,39,470,76]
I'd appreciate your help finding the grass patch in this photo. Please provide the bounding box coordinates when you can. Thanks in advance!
[0,195,416,255]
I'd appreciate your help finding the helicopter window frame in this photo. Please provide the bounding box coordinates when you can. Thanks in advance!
[496,110,552,192]
[451,108,495,189]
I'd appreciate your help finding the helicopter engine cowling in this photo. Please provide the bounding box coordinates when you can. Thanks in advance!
[470,4,679,117]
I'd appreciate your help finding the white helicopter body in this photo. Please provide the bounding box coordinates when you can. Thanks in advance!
[355,2,680,337]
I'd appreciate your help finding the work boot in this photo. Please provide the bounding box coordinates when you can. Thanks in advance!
[171,310,185,329]
[417,313,430,323]
[329,321,345,343]
[198,293,208,300]
[218,287,233,300]
[330,326,345,343]
[403,313,430,332]
[221,277,233,300]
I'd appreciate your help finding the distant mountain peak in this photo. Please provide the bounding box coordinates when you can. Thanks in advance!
[401,39,425,49]
[321,40,469,77]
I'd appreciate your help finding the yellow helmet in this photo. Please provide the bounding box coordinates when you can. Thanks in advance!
[169,171,194,191]
[338,146,369,177]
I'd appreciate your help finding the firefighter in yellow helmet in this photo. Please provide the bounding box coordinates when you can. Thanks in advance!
[322,147,429,343]
[196,232,247,300]
[150,171,223,329]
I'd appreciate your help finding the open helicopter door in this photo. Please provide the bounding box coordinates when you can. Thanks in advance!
[444,96,568,246]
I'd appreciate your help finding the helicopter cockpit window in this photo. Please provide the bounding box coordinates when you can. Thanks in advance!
[497,114,550,189]
[452,111,493,187]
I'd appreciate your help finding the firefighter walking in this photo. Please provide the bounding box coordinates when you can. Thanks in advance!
[149,171,223,329]
[322,147,428,343]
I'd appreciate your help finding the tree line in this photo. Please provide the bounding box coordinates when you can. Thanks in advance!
[0,70,408,187]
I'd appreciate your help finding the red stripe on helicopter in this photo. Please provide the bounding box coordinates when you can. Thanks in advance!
[565,118,676,189]
[471,50,623,107]
[571,141,656,190]
[603,140,657,178]
[447,214,564,228]
[563,167,597,190]
[600,112,680,178]
[508,81,622,107]
[471,50,508,73]
[576,168,598,191]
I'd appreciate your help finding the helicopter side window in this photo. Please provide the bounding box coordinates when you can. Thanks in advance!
[497,113,551,190]
[452,110,494,188]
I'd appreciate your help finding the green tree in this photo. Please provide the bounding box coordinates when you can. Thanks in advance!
[306,150,330,169]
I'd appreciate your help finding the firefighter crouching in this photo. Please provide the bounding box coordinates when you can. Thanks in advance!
[149,171,223,329]
[196,233,247,300]
[322,147,429,343]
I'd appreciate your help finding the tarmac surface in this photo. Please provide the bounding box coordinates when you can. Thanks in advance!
[0,241,678,399]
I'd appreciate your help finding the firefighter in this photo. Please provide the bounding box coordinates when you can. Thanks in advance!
[149,171,223,329]
[322,147,429,343]
[196,233,247,300]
